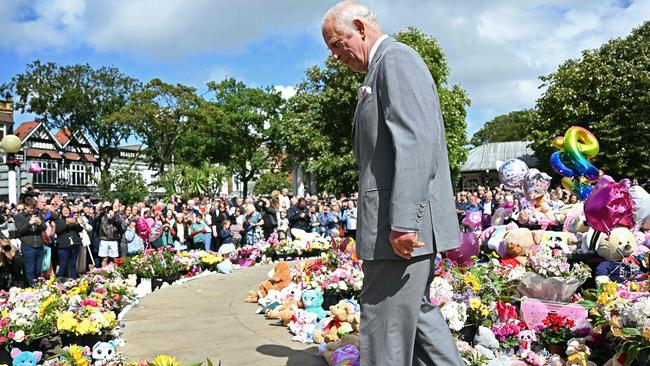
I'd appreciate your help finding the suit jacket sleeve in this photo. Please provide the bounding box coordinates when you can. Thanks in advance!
[378,45,443,231]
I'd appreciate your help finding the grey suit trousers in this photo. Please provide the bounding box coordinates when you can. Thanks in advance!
[360,255,463,366]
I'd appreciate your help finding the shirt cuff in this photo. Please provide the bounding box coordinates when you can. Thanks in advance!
[391,226,418,233]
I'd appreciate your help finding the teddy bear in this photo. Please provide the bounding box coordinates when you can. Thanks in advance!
[318,334,360,365]
[594,227,643,285]
[534,231,577,256]
[302,289,326,321]
[288,309,319,343]
[266,301,299,325]
[245,261,291,303]
[0,239,24,291]
[10,348,42,366]
[92,340,117,366]
[517,329,536,359]
[314,300,357,343]
[499,228,536,267]
[565,338,597,366]
[482,223,519,257]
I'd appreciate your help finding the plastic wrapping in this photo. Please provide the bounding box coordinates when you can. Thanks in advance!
[516,272,585,302]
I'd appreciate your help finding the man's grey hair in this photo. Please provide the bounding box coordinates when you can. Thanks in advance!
[322,0,380,33]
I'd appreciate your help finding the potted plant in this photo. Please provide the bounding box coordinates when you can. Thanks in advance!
[535,314,576,355]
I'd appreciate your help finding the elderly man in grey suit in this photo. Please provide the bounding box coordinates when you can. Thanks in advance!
[322,2,463,365]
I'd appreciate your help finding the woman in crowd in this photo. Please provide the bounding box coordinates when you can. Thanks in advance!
[54,205,83,279]
[244,205,263,245]
[14,197,46,286]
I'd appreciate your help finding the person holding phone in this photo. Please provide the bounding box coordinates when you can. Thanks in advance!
[14,197,46,286]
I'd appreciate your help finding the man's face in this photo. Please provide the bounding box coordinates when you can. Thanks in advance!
[37,197,46,209]
[322,20,367,72]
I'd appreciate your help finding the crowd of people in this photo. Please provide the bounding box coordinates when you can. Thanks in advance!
[0,185,362,290]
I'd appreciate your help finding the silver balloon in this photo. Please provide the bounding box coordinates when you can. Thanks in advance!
[497,159,529,192]
[523,168,552,199]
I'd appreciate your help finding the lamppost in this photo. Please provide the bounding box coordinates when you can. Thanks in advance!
[1,134,23,205]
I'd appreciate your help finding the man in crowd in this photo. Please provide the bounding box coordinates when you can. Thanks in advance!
[287,197,310,231]
[14,197,46,286]
[340,200,357,239]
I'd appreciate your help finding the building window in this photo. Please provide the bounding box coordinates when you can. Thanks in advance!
[69,163,92,186]
[0,124,6,140]
[32,160,58,185]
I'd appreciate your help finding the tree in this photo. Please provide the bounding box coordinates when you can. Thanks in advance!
[471,109,539,146]
[253,171,291,195]
[156,162,227,200]
[206,78,284,198]
[121,79,207,176]
[533,21,650,179]
[105,166,149,205]
[281,27,470,194]
[2,61,139,195]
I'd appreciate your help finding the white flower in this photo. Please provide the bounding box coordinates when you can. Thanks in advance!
[440,301,467,331]
[622,297,650,328]
[13,330,25,342]
[338,281,348,291]
[429,277,454,306]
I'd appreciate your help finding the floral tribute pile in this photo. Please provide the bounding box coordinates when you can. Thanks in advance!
[247,231,650,366]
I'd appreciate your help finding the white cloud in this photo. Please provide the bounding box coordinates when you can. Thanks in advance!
[275,85,297,100]
[2,0,650,134]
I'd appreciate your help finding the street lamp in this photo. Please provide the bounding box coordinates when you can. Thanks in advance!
[1,134,23,205]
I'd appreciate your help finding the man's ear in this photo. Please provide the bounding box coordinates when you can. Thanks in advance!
[353,19,365,37]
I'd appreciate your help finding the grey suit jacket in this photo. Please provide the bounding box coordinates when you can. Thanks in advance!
[353,37,460,261]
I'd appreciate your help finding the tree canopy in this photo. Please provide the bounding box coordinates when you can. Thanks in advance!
[532,21,650,179]
[471,109,538,146]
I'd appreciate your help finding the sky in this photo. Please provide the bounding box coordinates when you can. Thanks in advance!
[1,0,649,138]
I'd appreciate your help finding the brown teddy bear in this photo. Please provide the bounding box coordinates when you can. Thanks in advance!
[499,228,536,267]
[314,300,356,343]
[0,239,24,290]
[321,334,360,365]
[266,299,300,325]
[245,262,291,303]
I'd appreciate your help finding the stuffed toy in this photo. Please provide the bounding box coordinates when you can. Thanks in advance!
[216,259,233,274]
[314,300,357,343]
[245,262,291,303]
[473,326,499,360]
[302,289,326,321]
[594,227,643,285]
[0,239,24,291]
[92,340,117,366]
[483,223,519,257]
[288,309,319,343]
[517,330,536,359]
[319,334,360,366]
[267,302,299,325]
[565,338,597,366]
[330,344,360,366]
[499,228,536,267]
[534,231,576,256]
[10,348,42,366]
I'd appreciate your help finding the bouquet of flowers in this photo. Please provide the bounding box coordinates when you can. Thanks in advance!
[535,314,576,347]
[611,295,650,364]
[517,253,591,302]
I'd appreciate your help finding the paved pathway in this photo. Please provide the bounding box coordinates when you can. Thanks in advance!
[120,263,328,366]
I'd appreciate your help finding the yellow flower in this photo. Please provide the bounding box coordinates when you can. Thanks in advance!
[469,298,481,309]
[1,310,9,318]
[150,355,181,366]
[610,316,622,329]
[630,282,640,292]
[77,318,99,335]
[611,327,623,338]
[589,308,601,317]
[104,311,118,327]
[463,274,481,293]
[480,306,490,317]
[68,345,89,366]
[603,282,617,295]
[40,296,59,317]
[57,312,79,332]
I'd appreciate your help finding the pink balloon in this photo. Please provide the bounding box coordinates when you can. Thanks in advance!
[584,175,635,235]
[146,217,155,230]
[136,217,150,241]
[447,231,479,266]
[461,211,483,230]
[27,161,43,174]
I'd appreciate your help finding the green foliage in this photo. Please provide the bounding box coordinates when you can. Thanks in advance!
[281,27,470,194]
[471,109,539,146]
[104,166,149,205]
[253,171,291,195]
[157,162,227,200]
[206,78,284,197]
[533,21,650,179]
[120,78,207,175]
[1,61,139,192]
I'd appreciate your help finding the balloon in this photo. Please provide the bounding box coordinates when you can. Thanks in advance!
[136,217,150,242]
[584,175,634,235]
[461,211,483,231]
[27,162,42,174]
[549,126,600,199]
[630,185,650,225]
[497,159,529,192]
[146,217,155,230]
[522,168,552,200]
[446,232,479,267]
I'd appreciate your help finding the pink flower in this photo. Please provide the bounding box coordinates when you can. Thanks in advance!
[8,332,14,339]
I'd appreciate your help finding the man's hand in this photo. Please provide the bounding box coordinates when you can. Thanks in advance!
[389,230,424,260]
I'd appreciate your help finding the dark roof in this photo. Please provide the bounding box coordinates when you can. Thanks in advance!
[118,144,143,152]
[460,141,538,172]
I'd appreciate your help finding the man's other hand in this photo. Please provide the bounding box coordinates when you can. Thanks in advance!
[389,230,424,260]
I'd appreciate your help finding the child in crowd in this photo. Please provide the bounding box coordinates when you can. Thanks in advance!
[218,220,236,255]
[189,214,207,251]
[278,210,289,240]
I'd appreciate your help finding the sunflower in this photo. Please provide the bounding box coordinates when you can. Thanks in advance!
[150,355,182,366]
[68,345,89,366]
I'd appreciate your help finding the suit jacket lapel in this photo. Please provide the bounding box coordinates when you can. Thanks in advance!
[353,37,394,139]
